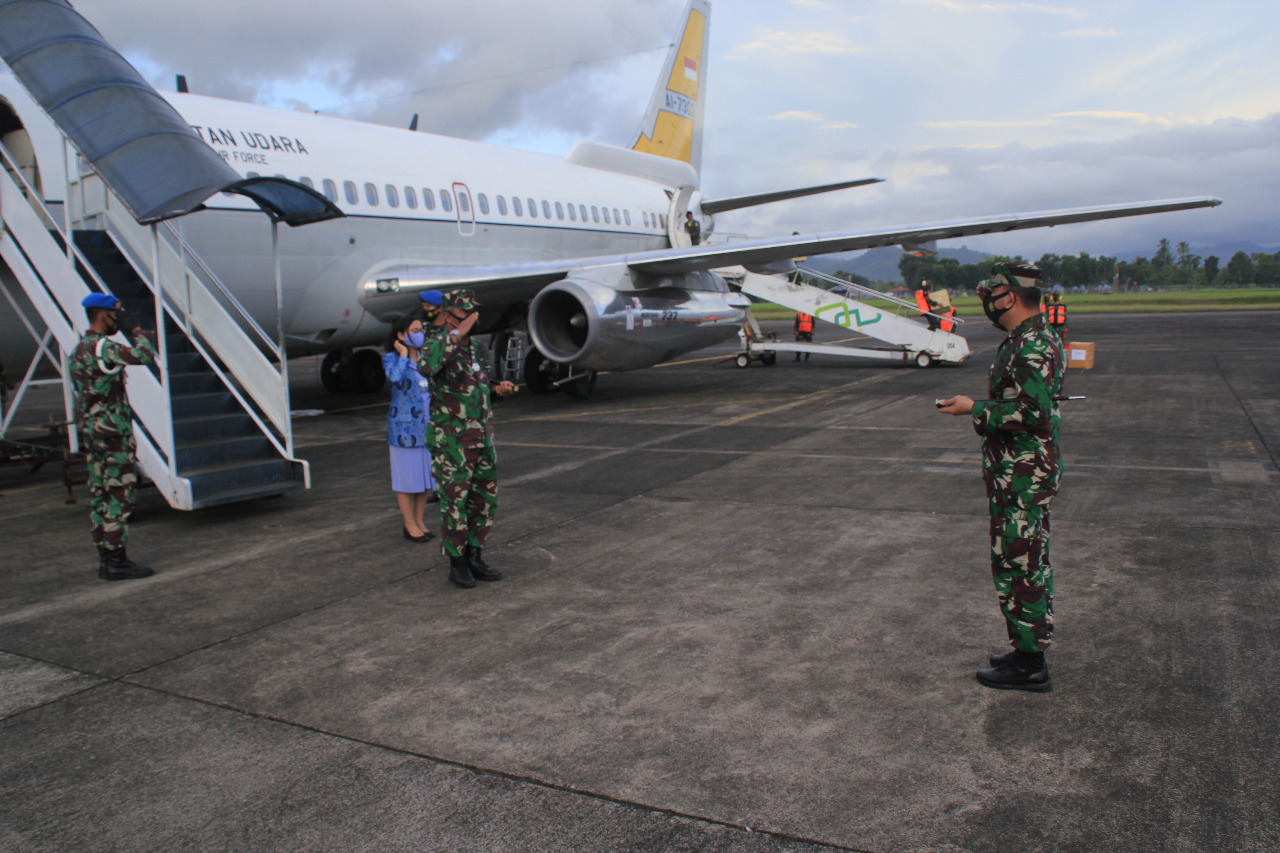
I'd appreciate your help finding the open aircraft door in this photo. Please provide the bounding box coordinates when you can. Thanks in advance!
[452,181,476,237]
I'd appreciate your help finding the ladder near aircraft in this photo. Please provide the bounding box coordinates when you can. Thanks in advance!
[0,141,309,509]
[732,267,970,368]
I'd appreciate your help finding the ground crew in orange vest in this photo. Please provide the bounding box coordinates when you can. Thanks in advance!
[794,311,815,361]
[940,305,957,333]
[1048,292,1069,344]
[915,284,940,330]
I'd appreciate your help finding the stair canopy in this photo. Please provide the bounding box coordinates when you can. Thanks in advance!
[0,0,342,226]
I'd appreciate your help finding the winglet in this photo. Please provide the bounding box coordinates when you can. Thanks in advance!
[631,0,710,177]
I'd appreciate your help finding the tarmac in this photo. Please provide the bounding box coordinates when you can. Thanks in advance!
[1,311,1277,853]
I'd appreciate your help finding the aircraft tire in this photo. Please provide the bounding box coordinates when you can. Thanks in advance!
[524,349,554,395]
[760,352,777,366]
[320,350,352,393]
[352,349,386,393]
[914,351,933,369]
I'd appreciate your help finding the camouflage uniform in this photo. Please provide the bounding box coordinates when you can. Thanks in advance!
[971,313,1064,653]
[417,325,500,558]
[69,329,157,548]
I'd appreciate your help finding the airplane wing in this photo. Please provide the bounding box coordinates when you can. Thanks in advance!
[387,197,1220,295]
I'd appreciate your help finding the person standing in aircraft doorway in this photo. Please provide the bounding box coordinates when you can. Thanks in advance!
[418,290,518,588]
[383,306,438,544]
[684,210,701,245]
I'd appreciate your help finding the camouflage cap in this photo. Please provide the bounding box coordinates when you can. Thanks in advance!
[445,289,480,312]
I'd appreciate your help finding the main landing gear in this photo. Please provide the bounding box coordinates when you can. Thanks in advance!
[523,349,596,399]
[320,348,386,394]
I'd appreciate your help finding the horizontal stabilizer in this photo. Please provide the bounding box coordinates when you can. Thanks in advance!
[700,178,884,215]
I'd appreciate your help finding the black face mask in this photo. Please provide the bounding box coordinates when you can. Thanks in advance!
[982,291,1012,326]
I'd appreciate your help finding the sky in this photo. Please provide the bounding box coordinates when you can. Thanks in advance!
[66,0,1280,261]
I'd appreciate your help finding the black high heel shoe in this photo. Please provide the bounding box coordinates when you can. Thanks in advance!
[404,526,435,543]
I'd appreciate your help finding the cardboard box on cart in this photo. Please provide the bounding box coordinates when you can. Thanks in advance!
[1067,342,1095,369]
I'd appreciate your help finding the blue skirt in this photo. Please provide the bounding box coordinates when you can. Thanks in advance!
[389,445,436,493]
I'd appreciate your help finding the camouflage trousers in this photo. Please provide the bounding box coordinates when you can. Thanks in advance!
[86,433,138,549]
[432,438,498,558]
[988,496,1054,652]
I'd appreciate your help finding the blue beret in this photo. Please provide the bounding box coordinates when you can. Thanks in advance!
[82,293,121,310]
[419,290,444,307]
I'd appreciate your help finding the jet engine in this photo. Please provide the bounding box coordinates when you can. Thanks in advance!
[528,269,748,373]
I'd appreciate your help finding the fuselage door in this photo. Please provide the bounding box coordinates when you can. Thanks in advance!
[453,181,476,237]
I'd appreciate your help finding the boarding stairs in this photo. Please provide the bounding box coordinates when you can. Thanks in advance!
[0,143,308,509]
[732,268,970,368]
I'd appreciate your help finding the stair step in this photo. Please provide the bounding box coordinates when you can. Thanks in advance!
[172,412,257,442]
[187,460,307,509]
[170,391,240,418]
[169,371,225,395]
[175,435,276,470]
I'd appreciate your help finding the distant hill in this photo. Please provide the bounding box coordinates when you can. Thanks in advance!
[801,245,993,286]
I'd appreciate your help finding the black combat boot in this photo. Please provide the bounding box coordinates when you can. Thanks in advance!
[97,544,110,580]
[466,546,503,582]
[100,546,154,581]
[976,650,1052,692]
[988,649,1015,667]
[448,553,477,588]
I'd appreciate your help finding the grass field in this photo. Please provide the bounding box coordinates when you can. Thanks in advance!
[749,288,1280,321]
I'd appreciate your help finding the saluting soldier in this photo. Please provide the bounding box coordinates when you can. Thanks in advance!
[69,293,157,581]
[417,290,518,588]
[935,262,1064,692]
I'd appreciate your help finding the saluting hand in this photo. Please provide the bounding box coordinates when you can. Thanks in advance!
[494,380,517,397]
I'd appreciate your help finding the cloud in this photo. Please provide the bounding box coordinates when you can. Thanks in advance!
[1053,28,1118,37]
[898,0,1085,16]
[765,111,825,122]
[728,29,864,59]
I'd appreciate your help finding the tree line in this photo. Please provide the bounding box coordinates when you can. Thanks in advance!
[835,239,1280,292]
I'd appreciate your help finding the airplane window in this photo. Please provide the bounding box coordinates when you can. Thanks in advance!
[496,195,507,215]
[457,191,470,214]
[602,207,610,224]
[531,199,540,218]
[422,188,435,210]
[344,181,358,205]
[579,204,588,222]
[299,176,314,188]
[440,190,453,212]
[512,196,523,216]
[591,206,599,223]
[322,179,337,202]
[642,211,649,228]
[365,183,379,206]
[555,202,564,220]
[567,203,576,222]
[385,184,399,208]
[616,208,624,224]
[404,186,417,209]
[542,200,551,219]
[477,193,489,215]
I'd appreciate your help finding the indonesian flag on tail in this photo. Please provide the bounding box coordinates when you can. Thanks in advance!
[684,57,698,81]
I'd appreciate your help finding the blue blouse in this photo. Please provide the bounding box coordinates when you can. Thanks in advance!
[382,352,431,447]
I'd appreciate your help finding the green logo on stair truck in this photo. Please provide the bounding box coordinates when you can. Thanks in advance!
[816,302,881,328]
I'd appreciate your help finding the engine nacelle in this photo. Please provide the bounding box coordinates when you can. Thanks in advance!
[528,271,747,372]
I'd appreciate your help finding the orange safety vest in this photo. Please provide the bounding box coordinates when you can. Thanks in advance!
[1049,304,1067,324]
[915,290,930,314]
[796,312,814,333]
[939,307,956,333]
[1039,300,1047,314]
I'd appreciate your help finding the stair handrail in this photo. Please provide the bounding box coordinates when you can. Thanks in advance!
[73,173,295,444]
[795,265,963,324]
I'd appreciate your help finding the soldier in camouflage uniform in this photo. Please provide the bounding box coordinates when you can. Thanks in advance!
[936,263,1064,692]
[69,293,157,581]
[417,290,518,588]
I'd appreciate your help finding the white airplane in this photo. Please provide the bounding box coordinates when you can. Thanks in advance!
[0,0,1219,398]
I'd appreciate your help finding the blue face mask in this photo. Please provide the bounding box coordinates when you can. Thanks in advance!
[403,331,426,348]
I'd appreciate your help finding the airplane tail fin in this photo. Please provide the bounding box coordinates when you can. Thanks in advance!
[631,0,710,178]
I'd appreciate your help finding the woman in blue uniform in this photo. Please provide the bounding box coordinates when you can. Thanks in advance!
[382,312,437,542]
